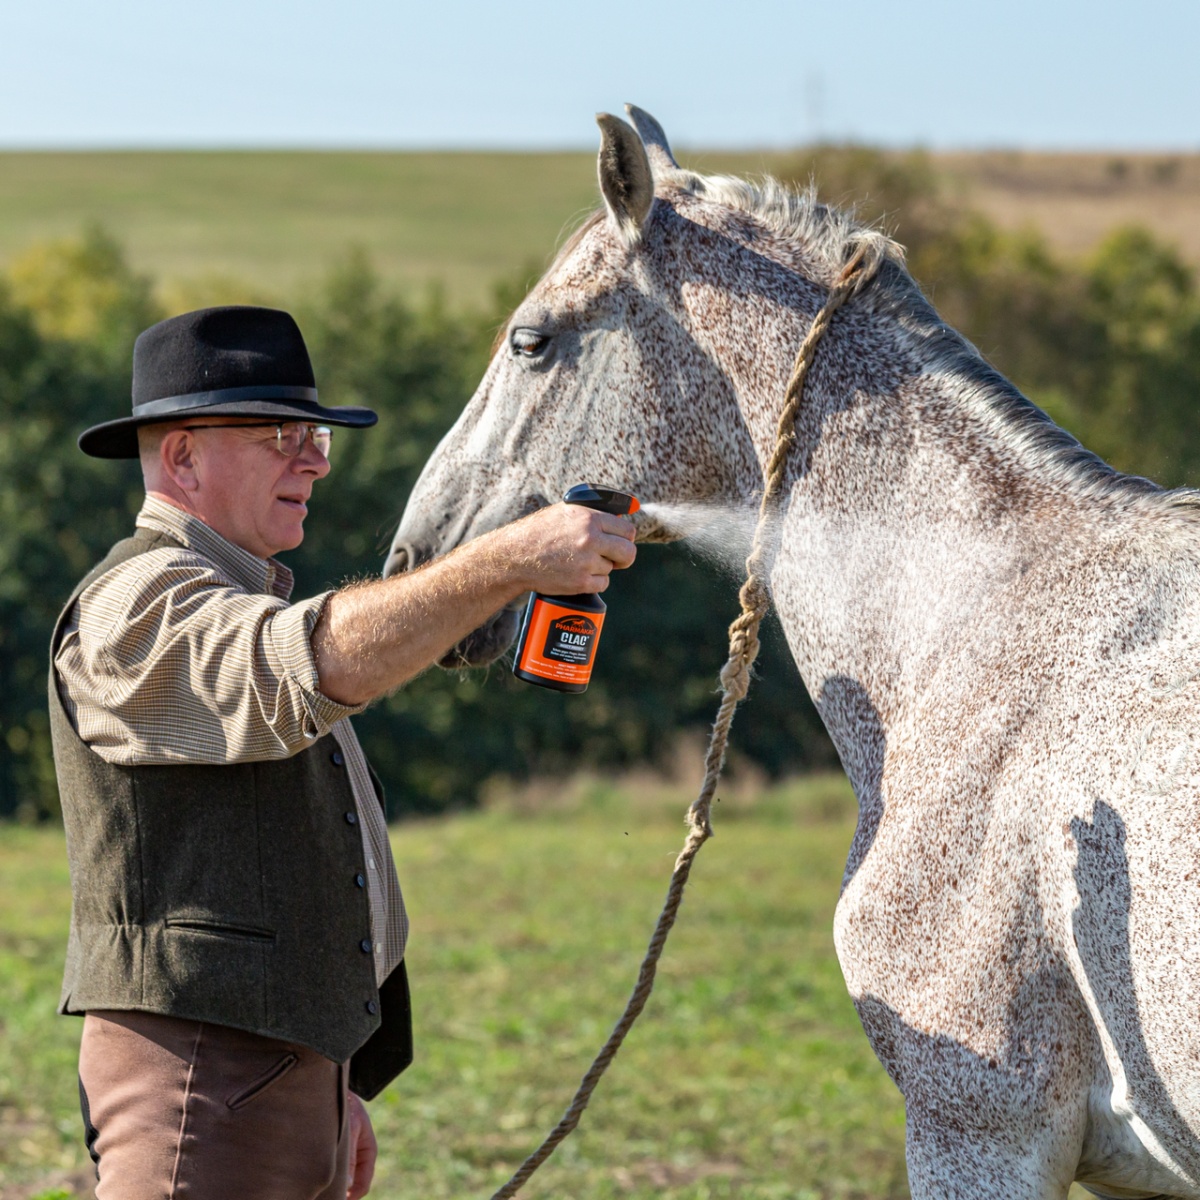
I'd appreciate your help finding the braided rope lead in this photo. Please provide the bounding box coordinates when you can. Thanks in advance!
[487,247,876,1200]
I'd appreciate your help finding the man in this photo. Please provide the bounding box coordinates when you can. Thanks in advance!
[50,305,636,1200]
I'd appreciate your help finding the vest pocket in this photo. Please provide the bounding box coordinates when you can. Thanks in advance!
[225,1052,299,1110]
[163,917,276,944]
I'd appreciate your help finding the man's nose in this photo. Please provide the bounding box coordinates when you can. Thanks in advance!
[296,440,331,477]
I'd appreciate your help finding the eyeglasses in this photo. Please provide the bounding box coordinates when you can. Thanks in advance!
[181,421,333,458]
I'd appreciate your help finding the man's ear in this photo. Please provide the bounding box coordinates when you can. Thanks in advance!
[160,429,200,493]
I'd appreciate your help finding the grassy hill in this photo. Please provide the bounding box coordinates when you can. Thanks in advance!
[1,149,1196,311]
[0,151,605,310]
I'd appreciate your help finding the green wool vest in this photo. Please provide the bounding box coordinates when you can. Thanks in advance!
[48,527,411,1100]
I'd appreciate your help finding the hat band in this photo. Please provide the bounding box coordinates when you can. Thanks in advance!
[134,385,320,419]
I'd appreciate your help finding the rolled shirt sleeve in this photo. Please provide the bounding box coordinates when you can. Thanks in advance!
[55,548,365,766]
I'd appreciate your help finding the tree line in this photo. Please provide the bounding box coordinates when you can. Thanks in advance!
[2,150,1199,820]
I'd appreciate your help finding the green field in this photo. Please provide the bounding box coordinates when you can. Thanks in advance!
[0,150,783,311]
[1,774,917,1200]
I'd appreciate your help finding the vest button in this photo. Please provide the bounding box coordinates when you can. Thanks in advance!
[344,811,358,826]
[360,938,373,953]
[331,750,345,767]
[366,1000,378,1015]
[354,873,366,888]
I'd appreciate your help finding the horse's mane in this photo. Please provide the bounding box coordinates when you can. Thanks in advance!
[661,167,1200,516]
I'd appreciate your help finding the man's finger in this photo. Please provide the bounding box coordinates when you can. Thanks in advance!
[596,512,637,539]
[346,1095,378,1200]
[599,533,637,569]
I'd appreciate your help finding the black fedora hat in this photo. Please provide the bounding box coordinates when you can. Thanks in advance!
[79,305,377,459]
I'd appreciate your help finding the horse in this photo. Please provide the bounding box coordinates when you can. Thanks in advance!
[388,107,1200,1199]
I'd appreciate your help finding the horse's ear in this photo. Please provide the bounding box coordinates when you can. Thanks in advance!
[596,113,654,243]
[625,104,679,174]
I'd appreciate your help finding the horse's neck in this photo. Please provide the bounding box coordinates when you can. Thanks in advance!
[679,248,1147,741]
[730,309,1072,735]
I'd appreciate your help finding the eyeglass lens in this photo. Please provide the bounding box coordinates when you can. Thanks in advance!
[277,423,333,457]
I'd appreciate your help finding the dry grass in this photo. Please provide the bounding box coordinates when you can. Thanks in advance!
[936,150,1200,265]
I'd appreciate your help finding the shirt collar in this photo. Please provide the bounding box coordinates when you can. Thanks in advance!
[136,496,295,600]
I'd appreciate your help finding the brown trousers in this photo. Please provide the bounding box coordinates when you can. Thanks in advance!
[78,1011,350,1200]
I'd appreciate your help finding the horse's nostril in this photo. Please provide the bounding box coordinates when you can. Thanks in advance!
[383,541,416,578]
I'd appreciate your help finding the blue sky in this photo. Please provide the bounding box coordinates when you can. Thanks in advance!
[2,0,1196,150]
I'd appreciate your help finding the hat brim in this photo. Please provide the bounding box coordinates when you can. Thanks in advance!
[79,398,378,459]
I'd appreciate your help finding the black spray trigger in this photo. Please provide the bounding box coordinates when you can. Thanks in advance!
[563,483,640,516]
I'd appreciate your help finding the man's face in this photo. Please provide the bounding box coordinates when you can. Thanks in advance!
[178,418,332,559]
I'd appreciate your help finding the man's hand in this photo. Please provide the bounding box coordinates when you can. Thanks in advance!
[346,1093,378,1200]
[490,504,637,597]
[313,502,637,705]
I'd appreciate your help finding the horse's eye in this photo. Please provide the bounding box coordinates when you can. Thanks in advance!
[511,329,550,358]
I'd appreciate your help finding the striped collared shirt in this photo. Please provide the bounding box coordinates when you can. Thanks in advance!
[54,495,407,985]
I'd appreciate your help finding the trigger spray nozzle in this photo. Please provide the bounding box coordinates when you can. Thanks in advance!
[562,483,640,516]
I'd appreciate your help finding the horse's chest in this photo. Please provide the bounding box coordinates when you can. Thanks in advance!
[831,792,1078,1110]
[834,806,1035,1009]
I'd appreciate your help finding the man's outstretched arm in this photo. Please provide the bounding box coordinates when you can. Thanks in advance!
[312,504,636,706]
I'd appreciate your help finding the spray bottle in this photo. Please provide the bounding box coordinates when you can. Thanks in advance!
[512,483,640,693]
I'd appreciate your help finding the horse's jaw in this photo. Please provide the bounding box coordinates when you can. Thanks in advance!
[382,540,525,670]
[435,605,523,670]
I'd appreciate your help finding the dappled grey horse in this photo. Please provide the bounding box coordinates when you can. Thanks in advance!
[389,107,1200,1199]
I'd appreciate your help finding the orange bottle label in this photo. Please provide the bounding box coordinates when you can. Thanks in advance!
[516,599,606,686]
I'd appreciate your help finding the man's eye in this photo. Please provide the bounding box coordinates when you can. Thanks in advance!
[511,330,550,358]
